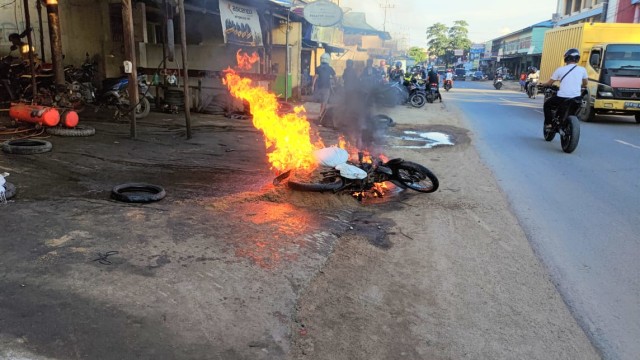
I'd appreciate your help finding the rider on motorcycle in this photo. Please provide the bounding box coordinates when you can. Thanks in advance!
[526,67,539,94]
[444,68,454,88]
[540,48,588,130]
[388,61,404,84]
[427,67,442,102]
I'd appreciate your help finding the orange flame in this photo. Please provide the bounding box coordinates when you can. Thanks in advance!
[223,50,322,172]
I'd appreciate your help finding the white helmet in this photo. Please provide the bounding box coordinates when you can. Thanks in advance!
[320,53,331,64]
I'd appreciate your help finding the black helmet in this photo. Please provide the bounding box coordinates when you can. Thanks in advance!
[564,48,580,63]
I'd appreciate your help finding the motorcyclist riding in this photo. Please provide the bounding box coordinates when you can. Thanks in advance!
[540,48,588,130]
[444,68,454,87]
[525,66,539,94]
[427,67,442,102]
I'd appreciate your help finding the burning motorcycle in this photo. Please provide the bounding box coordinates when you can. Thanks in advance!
[284,147,439,195]
[542,85,582,153]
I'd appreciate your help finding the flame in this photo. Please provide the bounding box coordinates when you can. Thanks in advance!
[223,50,322,173]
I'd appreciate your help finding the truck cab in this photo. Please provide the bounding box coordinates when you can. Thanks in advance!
[584,43,640,123]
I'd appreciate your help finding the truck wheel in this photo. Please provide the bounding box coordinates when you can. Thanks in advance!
[579,94,595,122]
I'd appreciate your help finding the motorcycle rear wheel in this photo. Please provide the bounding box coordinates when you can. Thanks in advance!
[560,115,580,153]
[392,161,439,193]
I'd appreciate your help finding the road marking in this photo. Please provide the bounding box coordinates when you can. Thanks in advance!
[615,139,640,150]
[534,110,544,114]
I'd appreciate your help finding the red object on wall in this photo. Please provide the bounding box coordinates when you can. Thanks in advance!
[9,103,60,127]
[616,0,640,23]
[61,110,79,128]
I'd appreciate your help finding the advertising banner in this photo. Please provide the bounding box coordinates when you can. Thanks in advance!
[219,0,263,46]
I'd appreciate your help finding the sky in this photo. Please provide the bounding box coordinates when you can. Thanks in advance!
[338,0,558,46]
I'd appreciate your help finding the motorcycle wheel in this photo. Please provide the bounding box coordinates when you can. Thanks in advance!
[560,115,580,153]
[494,82,502,90]
[287,176,345,192]
[426,93,434,104]
[409,93,426,108]
[392,161,439,193]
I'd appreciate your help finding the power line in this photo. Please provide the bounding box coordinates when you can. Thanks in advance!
[379,0,394,32]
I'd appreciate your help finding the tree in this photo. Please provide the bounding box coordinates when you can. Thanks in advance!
[408,47,428,64]
[425,20,472,67]
[426,23,449,59]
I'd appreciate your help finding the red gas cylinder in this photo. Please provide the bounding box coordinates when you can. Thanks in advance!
[9,103,60,127]
[61,110,79,128]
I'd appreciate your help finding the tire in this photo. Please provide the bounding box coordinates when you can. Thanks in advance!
[409,93,426,108]
[2,139,52,154]
[111,183,166,203]
[426,93,434,104]
[561,115,580,153]
[46,125,96,137]
[135,97,151,119]
[495,82,502,90]
[636,114,640,123]
[543,119,556,141]
[3,182,16,200]
[578,94,595,122]
[287,176,345,192]
[392,161,439,193]
[372,114,394,127]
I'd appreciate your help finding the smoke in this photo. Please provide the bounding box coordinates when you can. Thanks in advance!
[326,81,392,156]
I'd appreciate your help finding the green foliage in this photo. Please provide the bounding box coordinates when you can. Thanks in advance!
[408,46,428,64]
[425,20,472,66]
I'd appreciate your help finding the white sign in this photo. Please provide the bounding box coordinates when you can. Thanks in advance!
[219,0,263,46]
[303,0,343,27]
[454,49,464,56]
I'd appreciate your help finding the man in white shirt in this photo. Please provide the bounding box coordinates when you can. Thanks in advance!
[541,48,588,127]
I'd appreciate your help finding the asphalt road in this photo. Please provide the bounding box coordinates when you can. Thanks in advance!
[444,80,640,360]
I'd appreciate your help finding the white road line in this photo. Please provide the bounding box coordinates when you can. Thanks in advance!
[534,110,544,114]
[615,139,640,150]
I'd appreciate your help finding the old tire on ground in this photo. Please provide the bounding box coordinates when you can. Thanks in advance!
[111,183,166,203]
[46,125,96,137]
[372,114,395,127]
[2,139,52,154]
[135,97,151,119]
[287,177,344,192]
[3,182,16,199]
[392,161,439,193]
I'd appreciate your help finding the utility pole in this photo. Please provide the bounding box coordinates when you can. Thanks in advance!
[380,0,394,32]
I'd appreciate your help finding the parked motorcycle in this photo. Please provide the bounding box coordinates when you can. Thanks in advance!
[493,75,503,90]
[65,54,151,118]
[542,85,582,153]
[406,79,427,108]
[286,147,439,195]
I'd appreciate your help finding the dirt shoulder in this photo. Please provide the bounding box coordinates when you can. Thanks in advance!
[289,102,600,359]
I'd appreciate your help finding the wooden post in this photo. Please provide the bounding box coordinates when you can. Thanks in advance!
[122,0,138,139]
[23,0,38,98]
[45,0,64,86]
[178,0,192,139]
[36,0,45,62]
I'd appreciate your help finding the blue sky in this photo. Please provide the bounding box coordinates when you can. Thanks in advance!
[338,0,558,45]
